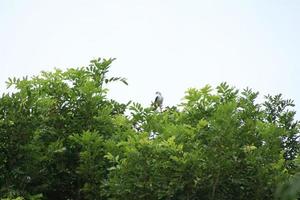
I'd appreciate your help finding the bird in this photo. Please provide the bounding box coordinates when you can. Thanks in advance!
[153,91,163,111]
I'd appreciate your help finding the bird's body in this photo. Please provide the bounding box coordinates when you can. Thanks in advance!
[153,91,163,111]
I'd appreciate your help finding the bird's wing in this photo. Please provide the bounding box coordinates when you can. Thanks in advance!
[154,96,159,103]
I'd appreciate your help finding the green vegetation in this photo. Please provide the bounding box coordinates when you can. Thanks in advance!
[0,58,299,200]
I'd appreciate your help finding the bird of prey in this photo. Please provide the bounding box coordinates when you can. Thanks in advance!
[153,91,163,111]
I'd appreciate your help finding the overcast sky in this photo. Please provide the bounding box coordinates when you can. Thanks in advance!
[0,0,299,119]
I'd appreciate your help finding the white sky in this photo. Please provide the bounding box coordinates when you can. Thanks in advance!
[0,0,300,119]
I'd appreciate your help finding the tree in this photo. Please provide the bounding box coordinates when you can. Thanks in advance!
[0,58,299,200]
[0,58,128,199]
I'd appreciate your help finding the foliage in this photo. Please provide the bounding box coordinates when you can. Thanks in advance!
[276,157,300,200]
[0,58,299,200]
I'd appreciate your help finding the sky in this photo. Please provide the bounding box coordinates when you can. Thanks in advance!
[0,0,300,119]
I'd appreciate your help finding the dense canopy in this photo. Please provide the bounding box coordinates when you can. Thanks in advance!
[0,58,299,200]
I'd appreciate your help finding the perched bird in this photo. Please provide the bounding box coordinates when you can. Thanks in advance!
[153,91,163,111]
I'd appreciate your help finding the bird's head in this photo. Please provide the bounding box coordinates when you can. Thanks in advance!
[155,91,162,96]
